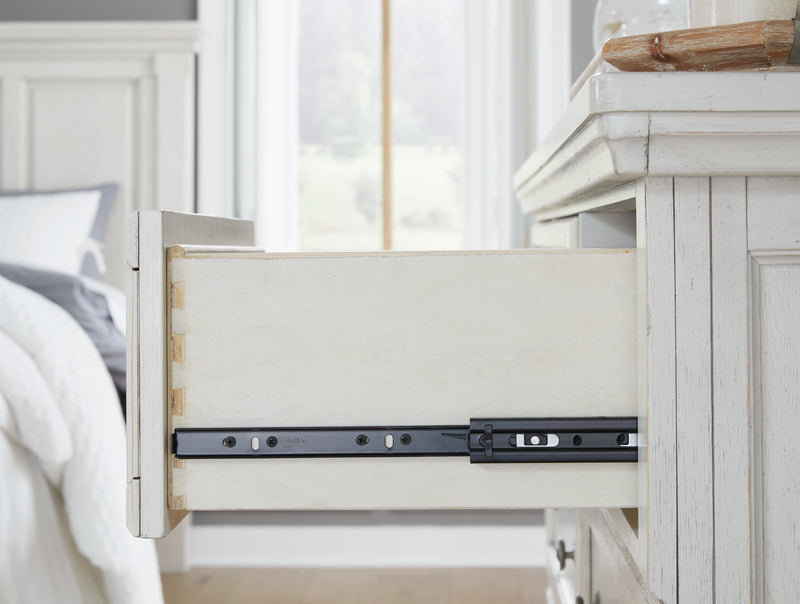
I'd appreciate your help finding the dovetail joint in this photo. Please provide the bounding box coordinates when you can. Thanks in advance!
[172,457,186,470]
[171,281,185,310]
[169,495,186,510]
[172,387,185,416]
[172,333,185,363]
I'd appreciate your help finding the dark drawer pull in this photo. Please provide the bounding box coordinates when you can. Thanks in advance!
[556,538,575,570]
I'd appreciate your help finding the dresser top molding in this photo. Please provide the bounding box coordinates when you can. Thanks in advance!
[514,72,800,220]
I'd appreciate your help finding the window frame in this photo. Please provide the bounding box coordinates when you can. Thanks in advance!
[197,0,568,251]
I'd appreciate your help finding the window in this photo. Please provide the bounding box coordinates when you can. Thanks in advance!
[298,0,464,252]
[198,0,536,252]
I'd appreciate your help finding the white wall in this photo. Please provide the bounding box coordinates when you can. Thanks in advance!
[0,0,195,20]
[571,0,598,82]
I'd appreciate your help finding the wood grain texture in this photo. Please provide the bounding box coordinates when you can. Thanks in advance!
[638,177,678,603]
[603,20,794,72]
[172,388,185,417]
[171,333,185,363]
[162,568,547,604]
[171,282,185,309]
[515,72,800,221]
[750,254,800,604]
[674,177,714,604]
[710,177,752,603]
[747,177,800,250]
[169,250,638,511]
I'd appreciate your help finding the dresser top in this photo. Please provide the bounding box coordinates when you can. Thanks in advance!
[514,71,800,220]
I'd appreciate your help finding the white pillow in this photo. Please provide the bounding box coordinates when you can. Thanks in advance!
[0,190,101,276]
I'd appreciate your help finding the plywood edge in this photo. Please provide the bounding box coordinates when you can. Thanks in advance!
[178,248,637,261]
[166,236,187,530]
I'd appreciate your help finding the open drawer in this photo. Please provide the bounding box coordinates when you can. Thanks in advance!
[127,211,638,538]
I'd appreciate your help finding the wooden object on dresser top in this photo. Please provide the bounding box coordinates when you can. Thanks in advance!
[515,70,800,604]
[602,20,796,72]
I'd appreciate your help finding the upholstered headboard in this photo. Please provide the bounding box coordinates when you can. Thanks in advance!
[0,22,200,289]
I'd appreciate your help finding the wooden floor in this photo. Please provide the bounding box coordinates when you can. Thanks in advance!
[162,568,547,604]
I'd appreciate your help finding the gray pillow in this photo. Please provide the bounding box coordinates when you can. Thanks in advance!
[0,183,119,278]
[0,262,126,416]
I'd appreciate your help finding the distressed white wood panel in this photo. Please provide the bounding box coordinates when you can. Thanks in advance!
[710,177,752,603]
[515,73,800,220]
[637,177,677,603]
[0,23,199,289]
[747,177,800,251]
[751,255,800,604]
[28,80,135,284]
[129,211,255,538]
[169,250,638,510]
[674,177,714,604]
[591,73,800,115]
[648,133,800,178]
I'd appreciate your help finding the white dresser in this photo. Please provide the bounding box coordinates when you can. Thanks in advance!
[514,71,800,604]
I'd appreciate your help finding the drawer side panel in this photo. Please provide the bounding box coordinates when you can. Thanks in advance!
[169,250,638,510]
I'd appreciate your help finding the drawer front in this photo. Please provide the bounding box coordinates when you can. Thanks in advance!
[127,214,639,535]
[588,510,655,604]
[545,509,588,604]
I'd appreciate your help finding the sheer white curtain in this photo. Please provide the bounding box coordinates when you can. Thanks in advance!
[197,0,297,251]
[197,0,568,251]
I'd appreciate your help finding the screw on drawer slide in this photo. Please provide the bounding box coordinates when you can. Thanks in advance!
[172,417,638,463]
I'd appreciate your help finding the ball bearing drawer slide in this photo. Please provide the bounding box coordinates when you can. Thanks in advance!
[173,417,638,463]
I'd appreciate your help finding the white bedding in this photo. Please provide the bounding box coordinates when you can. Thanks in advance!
[0,276,162,604]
